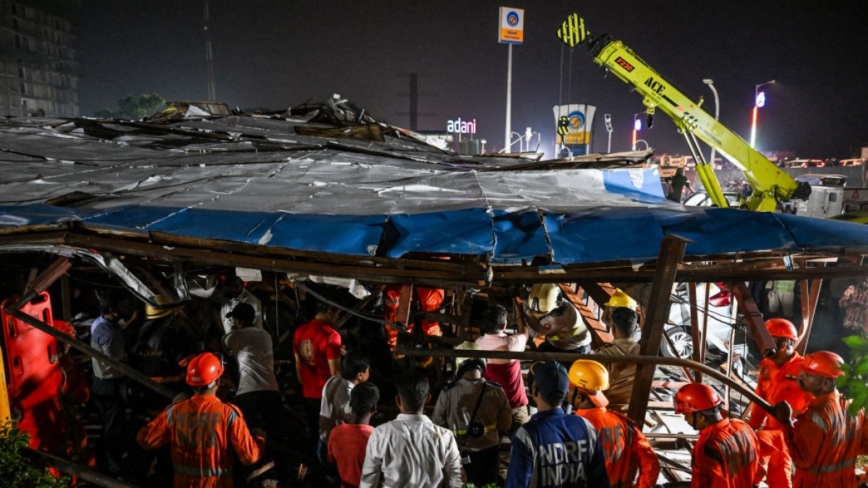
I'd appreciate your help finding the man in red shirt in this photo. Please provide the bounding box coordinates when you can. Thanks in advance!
[136,352,263,488]
[674,383,761,488]
[774,351,868,488]
[293,298,343,461]
[747,318,813,488]
[327,382,379,488]
[568,359,660,488]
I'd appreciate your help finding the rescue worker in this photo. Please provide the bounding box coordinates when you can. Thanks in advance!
[600,288,638,332]
[136,352,263,488]
[774,351,868,488]
[522,283,592,361]
[746,318,813,488]
[593,304,641,407]
[674,383,761,488]
[506,360,610,488]
[568,359,659,488]
[382,284,445,354]
[432,357,512,487]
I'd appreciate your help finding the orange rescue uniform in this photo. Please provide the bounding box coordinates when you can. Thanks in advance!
[137,395,261,488]
[692,418,761,488]
[784,391,868,488]
[748,354,814,488]
[575,407,659,488]
[383,285,444,351]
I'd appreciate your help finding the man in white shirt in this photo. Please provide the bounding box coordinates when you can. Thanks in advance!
[360,370,463,488]
[319,351,371,463]
[219,276,263,334]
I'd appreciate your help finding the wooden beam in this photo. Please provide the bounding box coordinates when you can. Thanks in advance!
[688,283,702,382]
[796,279,823,355]
[732,283,776,358]
[560,285,613,347]
[628,235,688,425]
[395,284,414,332]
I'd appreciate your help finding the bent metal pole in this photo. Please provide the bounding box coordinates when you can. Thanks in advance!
[396,345,775,417]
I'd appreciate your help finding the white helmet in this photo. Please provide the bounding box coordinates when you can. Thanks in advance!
[528,283,563,314]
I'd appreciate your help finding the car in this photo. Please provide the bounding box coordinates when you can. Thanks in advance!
[796,173,848,186]
[782,159,825,168]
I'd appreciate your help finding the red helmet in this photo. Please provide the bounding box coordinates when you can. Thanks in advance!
[800,351,844,378]
[766,318,798,341]
[186,352,224,387]
[673,383,722,414]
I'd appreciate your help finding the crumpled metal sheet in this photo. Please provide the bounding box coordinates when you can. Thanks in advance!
[1,116,866,265]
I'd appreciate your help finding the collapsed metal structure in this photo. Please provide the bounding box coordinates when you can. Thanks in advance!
[2,101,868,484]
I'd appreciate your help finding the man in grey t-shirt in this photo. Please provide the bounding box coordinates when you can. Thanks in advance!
[223,302,280,432]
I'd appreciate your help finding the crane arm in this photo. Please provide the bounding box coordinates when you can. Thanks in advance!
[558,14,811,211]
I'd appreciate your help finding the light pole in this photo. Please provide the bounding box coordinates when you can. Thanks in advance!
[632,112,644,150]
[702,79,719,166]
[604,114,613,153]
[750,79,776,149]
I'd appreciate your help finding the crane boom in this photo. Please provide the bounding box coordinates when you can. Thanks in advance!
[557,14,811,211]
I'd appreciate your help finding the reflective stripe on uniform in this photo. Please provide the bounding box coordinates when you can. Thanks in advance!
[451,422,498,436]
[174,464,233,477]
[806,457,857,474]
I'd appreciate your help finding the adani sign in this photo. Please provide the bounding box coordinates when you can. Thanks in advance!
[446,117,477,135]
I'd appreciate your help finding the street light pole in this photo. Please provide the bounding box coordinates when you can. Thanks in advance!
[750,79,776,149]
[632,112,644,151]
[702,79,719,166]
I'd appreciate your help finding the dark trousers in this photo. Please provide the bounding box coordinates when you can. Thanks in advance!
[232,390,283,434]
[463,445,501,486]
[303,397,321,460]
[92,377,128,474]
[233,390,289,482]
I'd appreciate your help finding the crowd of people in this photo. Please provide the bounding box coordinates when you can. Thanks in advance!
[75,278,868,488]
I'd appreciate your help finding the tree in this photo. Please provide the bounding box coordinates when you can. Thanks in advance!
[93,93,165,120]
[838,333,868,415]
[0,421,68,487]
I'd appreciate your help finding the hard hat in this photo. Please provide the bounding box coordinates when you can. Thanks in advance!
[673,383,722,414]
[528,284,562,314]
[145,295,173,320]
[605,288,637,311]
[799,351,844,378]
[765,318,798,341]
[186,352,224,387]
[568,360,610,391]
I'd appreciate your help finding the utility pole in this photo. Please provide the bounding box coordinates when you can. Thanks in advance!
[397,73,437,131]
[204,0,216,101]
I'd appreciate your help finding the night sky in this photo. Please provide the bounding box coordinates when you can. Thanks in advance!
[74,1,867,160]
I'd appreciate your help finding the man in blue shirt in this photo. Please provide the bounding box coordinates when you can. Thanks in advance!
[90,291,132,476]
[506,361,610,488]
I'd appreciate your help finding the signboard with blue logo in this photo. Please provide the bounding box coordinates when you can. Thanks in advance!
[553,104,596,155]
[498,7,524,44]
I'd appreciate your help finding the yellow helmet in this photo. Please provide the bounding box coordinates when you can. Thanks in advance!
[145,295,173,320]
[528,283,563,314]
[568,359,610,391]
[605,288,637,311]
